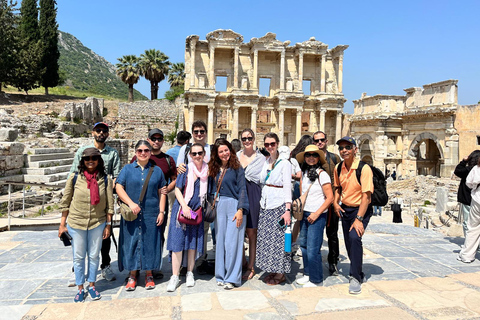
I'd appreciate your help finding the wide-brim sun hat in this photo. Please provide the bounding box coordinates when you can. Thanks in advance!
[296,144,326,165]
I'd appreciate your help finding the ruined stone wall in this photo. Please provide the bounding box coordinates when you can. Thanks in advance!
[60,97,104,124]
[455,104,480,158]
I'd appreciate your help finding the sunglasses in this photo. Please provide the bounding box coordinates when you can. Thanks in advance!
[264,142,276,148]
[338,145,354,151]
[241,137,254,142]
[193,130,206,135]
[313,138,326,143]
[94,128,108,133]
[83,156,100,161]
[136,149,151,154]
[305,152,320,158]
[191,151,204,156]
[150,137,164,142]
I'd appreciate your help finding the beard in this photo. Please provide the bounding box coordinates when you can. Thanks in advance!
[94,135,107,143]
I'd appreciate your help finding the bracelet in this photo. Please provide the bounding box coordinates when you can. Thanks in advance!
[160,211,165,214]
[106,222,112,226]
[286,208,291,212]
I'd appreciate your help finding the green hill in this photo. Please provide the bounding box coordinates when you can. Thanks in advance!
[58,31,147,101]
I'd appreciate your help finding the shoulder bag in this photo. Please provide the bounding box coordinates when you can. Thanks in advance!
[118,166,154,221]
[292,169,323,220]
[203,169,227,223]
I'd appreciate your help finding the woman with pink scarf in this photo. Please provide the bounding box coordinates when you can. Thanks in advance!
[166,143,208,292]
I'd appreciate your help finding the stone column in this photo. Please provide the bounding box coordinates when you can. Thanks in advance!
[319,108,326,132]
[232,106,239,139]
[338,56,344,93]
[296,109,302,142]
[207,105,215,144]
[280,50,285,90]
[320,54,326,92]
[335,111,342,143]
[253,49,258,90]
[251,106,257,134]
[209,46,215,89]
[298,51,304,92]
[309,110,317,132]
[278,107,285,146]
[190,39,196,87]
[188,105,195,132]
[233,47,239,89]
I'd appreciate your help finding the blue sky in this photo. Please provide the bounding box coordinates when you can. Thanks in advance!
[56,0,479,113]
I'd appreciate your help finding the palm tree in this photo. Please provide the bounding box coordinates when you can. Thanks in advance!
[139,49,170,100]
[116,55,140,102]
[168,62,185,88]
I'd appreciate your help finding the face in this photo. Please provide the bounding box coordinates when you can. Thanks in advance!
[264,137,278,155]
[313,133,327,151]
[135,145,151,161]
[338,142,356,161]
[218,145,231,164]
[304,151,320,166]
[92,126,109,143]
[83,156,99,171]
[148,134,164,151]
[241,132,254,149]
[190,145,205,165]
[192,126,206,143]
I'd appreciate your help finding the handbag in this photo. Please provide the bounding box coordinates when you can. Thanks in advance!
[118,166,154,221]
[203,169,227,223]
[292,169,322,220]
[177,177,203,225]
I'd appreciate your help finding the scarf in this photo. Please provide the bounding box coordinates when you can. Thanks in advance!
[84,170,100,205]
[184,161,208,205]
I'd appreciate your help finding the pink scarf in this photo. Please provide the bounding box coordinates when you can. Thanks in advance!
[84,170,100,205]
[184,161,208,205]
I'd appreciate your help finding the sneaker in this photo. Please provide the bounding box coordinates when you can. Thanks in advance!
[101,265,116,281]
[349,278,362,294]
[224,282,234,290]
[145,275,155,290]
[153,270,164,279]
[74,289,87,303]
[67,271,76,287]
[186,271,195,287]
[329,263,339,276]
[216,281,224,286]
[303,281,318,288]
[457,255,474,263]
[296,247,302,257]
[125,276,137,291]
[167,275,179,292]
[296,275,310,285]
[87,286,101,300]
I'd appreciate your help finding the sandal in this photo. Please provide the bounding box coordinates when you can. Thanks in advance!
[267,274,286,286]
[242,268,255,281]
[263,273,276,283]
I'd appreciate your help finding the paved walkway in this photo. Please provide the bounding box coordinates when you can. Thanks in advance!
[1,212,480,319]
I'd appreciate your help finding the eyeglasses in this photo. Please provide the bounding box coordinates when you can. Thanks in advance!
[193,130,206,135]
[241,137,254,142]
[150,137,163,142]
[191,151,204,156]
[264,142,276,148]
[94,128,108,134]
[136,149,151,154]
[305,152,319,158]
[83,156,100,161]
[338,145,354,151]
[313,138,326,143]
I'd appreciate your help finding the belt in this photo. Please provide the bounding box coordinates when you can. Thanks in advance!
[266,184,282,188]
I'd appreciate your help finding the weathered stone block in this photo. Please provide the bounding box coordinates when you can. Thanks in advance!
[436,187,448,213]
[0,128,18,142]
[0,143,25,156]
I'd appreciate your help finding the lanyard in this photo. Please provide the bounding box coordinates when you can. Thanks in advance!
[265,159,282,183]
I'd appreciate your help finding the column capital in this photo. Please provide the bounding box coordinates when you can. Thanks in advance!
[207,104,215,110]
[296,109,303,116]
[251,106,258,112]
[278,106,286,112]
[254,49,258,56]
[320,108,327,114]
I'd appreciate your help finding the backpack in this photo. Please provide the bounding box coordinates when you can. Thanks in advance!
[336,161,388,206]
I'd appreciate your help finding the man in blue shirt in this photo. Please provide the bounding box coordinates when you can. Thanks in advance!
[166,130,191,163]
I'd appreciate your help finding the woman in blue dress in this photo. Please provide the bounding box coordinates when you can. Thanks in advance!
[166,143,207,292]
[116,140,167,291]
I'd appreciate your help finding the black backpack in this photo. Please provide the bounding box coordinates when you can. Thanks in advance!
[336,161,388,206]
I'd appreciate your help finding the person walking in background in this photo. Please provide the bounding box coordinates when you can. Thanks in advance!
[237,129,266,281]
[116,140,167,291]
[256,133,292,286]
[166,130,192,164]
[231,139,242,153]
[59,148,114,302]
[373,206,382,216]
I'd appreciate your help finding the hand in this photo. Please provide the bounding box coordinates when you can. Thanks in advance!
[181,206,192,219]
[232,209,243,228]
[58,224,68,238]
[463,156,468,162]
[156,212,164,226]
[349,218,365,237]
[160,186,168,195]
[307,212,319,224]
[177,163,187,175]
[129,203,141,215]
[333,204,344,218]
[103,225,111,239]
[281,212,291,227]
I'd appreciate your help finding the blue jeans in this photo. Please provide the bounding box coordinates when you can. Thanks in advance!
[299,211,326,284]
[373,206,382,216]
[68,223,105,285]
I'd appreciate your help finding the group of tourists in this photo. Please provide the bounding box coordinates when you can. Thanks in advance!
[59,120,376,303]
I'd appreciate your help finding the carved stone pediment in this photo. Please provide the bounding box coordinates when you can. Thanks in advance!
[250,32,283,46]
[206,29,243,43]
[296,37,328,50]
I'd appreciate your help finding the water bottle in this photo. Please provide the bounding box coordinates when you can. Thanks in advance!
[284,225,292,253]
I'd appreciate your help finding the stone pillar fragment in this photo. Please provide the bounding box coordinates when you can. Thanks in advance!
[321,54,326,92]
[278,107,285,146]
[296,109,302,142]
[335,111,342,143]
[319,108,326,132]
[209,47,215,89]
[298,52,304,92]
[253,50,258,90]
[309,111,317,133]
[190,39,196,87]
[232,106,239,139]
[251,106,257,134]
[338,56,344,93]
[207,105,215,144]
[280,50,285,90]
[233,47,239,89]
[188,106,195,132]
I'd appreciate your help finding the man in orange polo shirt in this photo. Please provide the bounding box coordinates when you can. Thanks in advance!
[333,136,373,294]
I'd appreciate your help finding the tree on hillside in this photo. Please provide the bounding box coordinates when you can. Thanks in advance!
[19,0,39,42]
[0,0,19,92]
[167,62,185,88]
[139,49,170,100]
[116,55,140,102]
[39,0,60,95]
[12,39,45,94]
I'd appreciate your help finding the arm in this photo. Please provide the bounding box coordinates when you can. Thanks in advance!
[166,157,177,193]
[332,164,344,217]
[116,183,141,215]
[103,176,114,239]
[349,191,371,237]
[308,181,334,224]
[156,191,167,226]
[58,174,75,237]
[233,168,248,228]
[282,161,293,226]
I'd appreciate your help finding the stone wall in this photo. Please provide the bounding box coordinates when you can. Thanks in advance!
[455,104,480,158]
[60,97,104,124]
[106,139,130,169]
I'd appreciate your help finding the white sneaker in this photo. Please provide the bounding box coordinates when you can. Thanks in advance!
[224,282,234,290]
[296,247,303,257]
[167,275,179,292]
[186,271,195,287]
[101,265,116,281]
[296,275,310,285]
[303,281,318,288]
[67,271,76,287]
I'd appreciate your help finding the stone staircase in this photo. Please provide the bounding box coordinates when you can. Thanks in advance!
[23,148,74,187]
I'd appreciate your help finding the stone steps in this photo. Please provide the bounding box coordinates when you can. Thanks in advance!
[22,148,75,188]
[23,165,72,175]
[28,148,70,155]
[23,172,70,184]
[26,158,74,168]
[25,152,74,162]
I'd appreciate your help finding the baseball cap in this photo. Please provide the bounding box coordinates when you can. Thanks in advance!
[336,136,357,146]
[148,129,164,138]
[93,122,108,130]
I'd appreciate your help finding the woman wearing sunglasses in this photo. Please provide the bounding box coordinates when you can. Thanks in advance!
[208,139,249,289]
[295,145,333,287]
[166,143,208,292]
[58,148,114,302]
[116,140,167,291]
[256,133,292,285]
[237,129,266,281]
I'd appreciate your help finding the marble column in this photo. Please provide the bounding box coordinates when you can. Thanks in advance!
[209,46,215,89]
[190,39,196,87]
[319,108,326,132]
[233,47,239,89]
[253,49,258,90]
[298,52,304,92]
[320,54,326,92]
[338,56,344,93]
[278,107,285,146]
[309,110,317,133]
[232,106,239,139]
[280,50,285,90]
[296,109,302,142]
[335,111,342,143]
[207,105,215,144]
[251,106,257,134]
[188,105,195,132]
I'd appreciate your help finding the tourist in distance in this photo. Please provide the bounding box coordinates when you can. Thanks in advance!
[312,130,341,276]
[59,148,114,302]
[237,129,266,281]
[231,138,242,153]
[256,133,292,286]
[116,140,167,291]
[166,130,192,164]
[295,145,333,287]
[166,143,208,292]
[69,122,120,284]
[333,137,374,294]
[208,139,249,289]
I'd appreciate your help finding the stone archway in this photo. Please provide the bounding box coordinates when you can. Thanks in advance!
[409,132,444,177]
[357,134,375,163]
[361,155,373,166]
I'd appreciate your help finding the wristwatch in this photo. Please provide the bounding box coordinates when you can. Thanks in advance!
[106,222,112,226]
[356,215,364,222]
[286,208,291,212]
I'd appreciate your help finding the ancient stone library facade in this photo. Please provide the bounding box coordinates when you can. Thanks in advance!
[183,29,348,147]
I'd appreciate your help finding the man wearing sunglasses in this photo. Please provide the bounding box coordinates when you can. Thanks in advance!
[333,136,373,295]
[69,122,121,284]
[312,131,341,276]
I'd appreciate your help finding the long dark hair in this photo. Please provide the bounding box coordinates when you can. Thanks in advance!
[78,156,106,177]
[290,135,313,159]
[208,138,240,178]
[466,150,480,167]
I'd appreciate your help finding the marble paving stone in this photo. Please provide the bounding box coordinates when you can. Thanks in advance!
[244,312,280,320]
[23,298,74,305]
[0,279,44,300]
[0,249,47,263]
[427,253,479,267]
[178,277,227,295]
[388,257,458,277]
[0,305,33,320]
[0,263,6,270]
[216,291,269,310]
[365,244,421,258]
[32,249,72,262]
[0,261,71,280]
[362,258,408,274]
[11,231,55,241]
[321,275,350,287]
[419,306,478,319]
[367,272,418,281]
[181,292,212,311]
[28,279,74,299]
[403,245,456,255]
[449,265,480,274]
[16,239,64,249]
[0,300,23,306]
[315,298,389,312]
[278,300,298,315]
